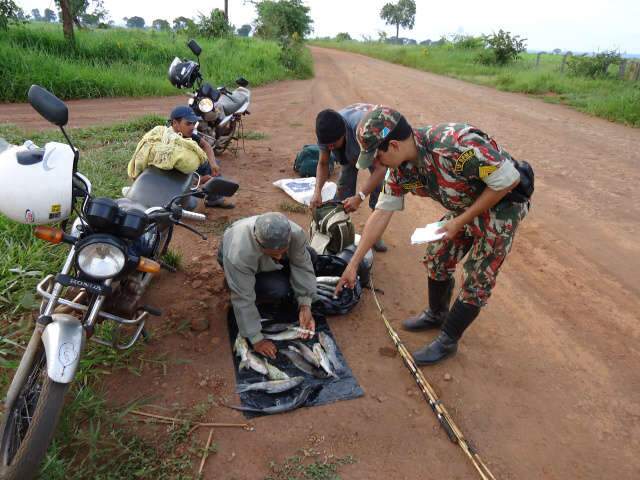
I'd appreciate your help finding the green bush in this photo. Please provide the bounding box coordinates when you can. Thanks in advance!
[566,50,621,78]
[197,8,233,39]
[452,34,483,50]
[335,32,352,41]
[478,29,526,65]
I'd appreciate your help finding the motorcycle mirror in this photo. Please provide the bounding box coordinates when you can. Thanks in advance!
[187,39,202,57]
[27,85,68,127]
[235,77,249,88]
[202,177,239,197]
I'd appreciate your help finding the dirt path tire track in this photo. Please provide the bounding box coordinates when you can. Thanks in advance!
[4,46,639,479]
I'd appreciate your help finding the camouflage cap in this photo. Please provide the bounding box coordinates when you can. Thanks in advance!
[356,106,403,170]
[254,212,292,250]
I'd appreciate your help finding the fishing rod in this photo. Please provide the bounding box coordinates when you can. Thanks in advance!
[369,270,497,480]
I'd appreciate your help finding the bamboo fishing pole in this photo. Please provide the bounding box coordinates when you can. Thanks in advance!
[369,271,496,480]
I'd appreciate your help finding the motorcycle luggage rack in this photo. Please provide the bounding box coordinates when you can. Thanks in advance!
[36,275,150,350]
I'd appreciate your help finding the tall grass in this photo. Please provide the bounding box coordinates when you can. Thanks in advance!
[0,23,313,102]
[311,40,640,127]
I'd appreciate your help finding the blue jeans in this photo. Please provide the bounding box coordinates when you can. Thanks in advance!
[333,162,382,210]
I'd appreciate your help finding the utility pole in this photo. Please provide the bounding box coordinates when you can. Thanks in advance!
[224,0,229,21]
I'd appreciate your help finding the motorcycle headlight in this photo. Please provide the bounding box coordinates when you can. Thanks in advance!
[198,97,214,113]
[77,238,126,280]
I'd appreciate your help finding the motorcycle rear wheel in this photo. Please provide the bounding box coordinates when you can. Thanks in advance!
[0,346,68,480]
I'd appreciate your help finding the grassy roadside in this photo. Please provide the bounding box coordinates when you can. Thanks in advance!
[311,40,640,127]
[0,116,269,478]
[1,23,313,102]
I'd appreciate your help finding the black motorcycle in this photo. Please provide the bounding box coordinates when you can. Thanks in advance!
[168,39,251,155]
[0,85,238,480]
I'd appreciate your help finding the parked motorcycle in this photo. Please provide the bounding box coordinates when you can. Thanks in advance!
[0,85,239,479]
[168,39,251,155]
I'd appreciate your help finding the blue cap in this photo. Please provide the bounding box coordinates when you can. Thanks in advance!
[170,105,201,123]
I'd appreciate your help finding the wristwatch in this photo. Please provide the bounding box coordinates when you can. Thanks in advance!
[357,191,366,201]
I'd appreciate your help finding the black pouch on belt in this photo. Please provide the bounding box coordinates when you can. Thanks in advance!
[503,159,534,203]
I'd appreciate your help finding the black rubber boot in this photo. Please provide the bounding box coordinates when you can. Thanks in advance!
[413,300,480,365]
[402,278,454,331]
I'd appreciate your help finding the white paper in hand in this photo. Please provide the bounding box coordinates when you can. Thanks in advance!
[411,221,446,245]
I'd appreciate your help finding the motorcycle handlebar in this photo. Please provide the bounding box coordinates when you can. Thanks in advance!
[181,210,206,222]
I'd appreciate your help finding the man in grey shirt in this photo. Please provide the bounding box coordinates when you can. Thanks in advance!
[310,104,388,252]
[219,212,317,358]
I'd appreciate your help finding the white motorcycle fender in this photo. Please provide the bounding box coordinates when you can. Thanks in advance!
[41,314,86,384]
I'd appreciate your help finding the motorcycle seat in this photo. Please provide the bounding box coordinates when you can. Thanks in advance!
[219,89,249,116]
[126,166,194,208]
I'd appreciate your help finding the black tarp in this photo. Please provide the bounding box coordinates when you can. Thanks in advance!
[227,304,364,418]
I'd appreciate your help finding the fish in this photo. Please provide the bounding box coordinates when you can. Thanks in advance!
[313,343,339,379]
[281,349,329,379]
[263,326,315,341]
[264,360,290,381]
[318,332,343,373]
[316,276,341,285]
[229,385,321,415]
[293,341,321,368]
[261,322,297,334]
[236,376,304,394]
[234,335,268,376]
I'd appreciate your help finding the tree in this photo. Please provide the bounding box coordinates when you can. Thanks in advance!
[173,16,195,32]
[380,0,415,40]
[152,19,170,31]
[31,8,42,21]
[44,8,57,22]
[54,1,108,33]
[477,30,526,65]
[197,8,232,38]
[253,0,313,39]
[125,16,145,28]
[237,23,251,36]
[0,0,24,30]
[335,32,351,41]
[58,0,74,42]
[552,48,562,55]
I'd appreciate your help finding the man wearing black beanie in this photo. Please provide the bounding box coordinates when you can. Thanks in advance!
[311,103,388,252]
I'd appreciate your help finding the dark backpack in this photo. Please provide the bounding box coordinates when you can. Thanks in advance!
[312,255,362,316]
[293,144,334,177]
[309,201,355,255]
[503,159,534,203]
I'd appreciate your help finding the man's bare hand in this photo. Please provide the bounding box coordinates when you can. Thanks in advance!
[298,306,316,339]
[211,162,221,177]
[334,265,358,296]
[343,195,363,213]
[310,192,323,210]
[253,339,277,359]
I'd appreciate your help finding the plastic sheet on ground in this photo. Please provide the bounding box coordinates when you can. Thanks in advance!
[227,304,364,418]
[273,177,336,206]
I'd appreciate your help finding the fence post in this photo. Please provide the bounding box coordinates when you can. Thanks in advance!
[536,52,545,67]
[561,51,572,73]
[634,62,640,81]
[618,60,627,79]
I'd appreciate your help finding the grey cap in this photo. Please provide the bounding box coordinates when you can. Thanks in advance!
[254,212,292,250]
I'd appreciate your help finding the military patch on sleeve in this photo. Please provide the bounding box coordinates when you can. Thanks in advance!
[454,149,476,174]
[479,165,498,178]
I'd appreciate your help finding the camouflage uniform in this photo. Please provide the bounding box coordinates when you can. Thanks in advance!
[374,123,529,307]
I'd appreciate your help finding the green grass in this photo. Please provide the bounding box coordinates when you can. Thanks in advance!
[0,23,313,102]
[279,201,309,214]
[311,40,640,127]
[242,130,269,141]
[266,452,356,480]
[161,249,183,270]
[0,116,214,478]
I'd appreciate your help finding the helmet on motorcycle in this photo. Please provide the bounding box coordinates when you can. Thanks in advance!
[168,57,200,89]
[0,142,74,225]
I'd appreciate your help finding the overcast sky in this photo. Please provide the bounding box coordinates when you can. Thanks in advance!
[16,0,640,53]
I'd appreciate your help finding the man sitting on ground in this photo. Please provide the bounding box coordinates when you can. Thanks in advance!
[218,212,317,358]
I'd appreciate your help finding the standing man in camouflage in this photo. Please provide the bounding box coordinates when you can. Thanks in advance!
[335,107,532,364]
[310,104,388,252]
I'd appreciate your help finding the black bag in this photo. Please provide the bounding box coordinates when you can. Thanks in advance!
[312,255,362,316]
[504,159,534,203]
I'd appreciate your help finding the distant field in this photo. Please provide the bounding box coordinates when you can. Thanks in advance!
[0,23,313,102]
[311,40,640,127]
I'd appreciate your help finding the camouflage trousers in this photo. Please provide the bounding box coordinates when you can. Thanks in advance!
[423,201,529,307]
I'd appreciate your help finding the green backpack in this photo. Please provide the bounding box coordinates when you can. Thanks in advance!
[309,201,355,255]
[293,144,334,177]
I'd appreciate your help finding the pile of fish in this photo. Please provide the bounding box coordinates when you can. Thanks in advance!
[230,324,345,415]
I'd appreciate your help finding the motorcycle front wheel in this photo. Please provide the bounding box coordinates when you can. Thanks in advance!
[0,345,68,480]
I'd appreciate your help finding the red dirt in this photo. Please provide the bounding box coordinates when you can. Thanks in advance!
[3,46,639,479]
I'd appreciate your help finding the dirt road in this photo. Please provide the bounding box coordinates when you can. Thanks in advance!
[4,46,639,479]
